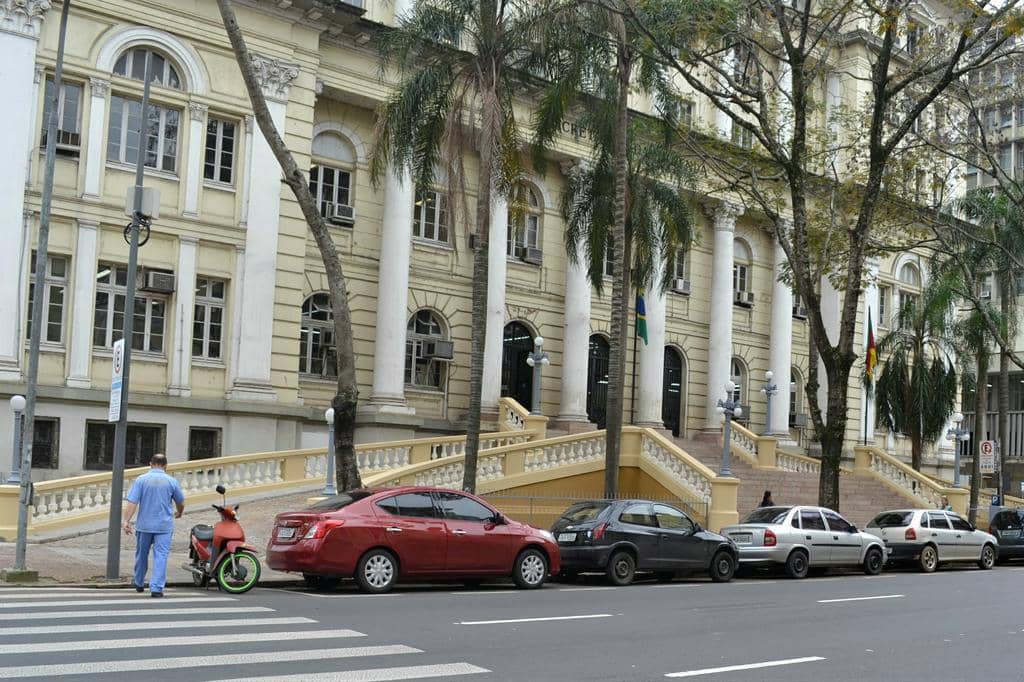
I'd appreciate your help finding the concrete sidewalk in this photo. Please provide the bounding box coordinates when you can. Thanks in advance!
[0,490,316,585]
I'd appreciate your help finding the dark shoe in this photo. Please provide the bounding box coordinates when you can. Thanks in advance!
[151,592,163,598]
[135,584,144,593]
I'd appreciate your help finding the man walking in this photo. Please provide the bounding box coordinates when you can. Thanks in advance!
[123,454,185,597]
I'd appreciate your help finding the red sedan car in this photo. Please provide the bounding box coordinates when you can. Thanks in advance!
[267,486,560,593]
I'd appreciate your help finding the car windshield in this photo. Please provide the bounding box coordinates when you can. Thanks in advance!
[868,511,915,528]
[741,507,792,524]
[306,490,372,512]
[557,502,610,523]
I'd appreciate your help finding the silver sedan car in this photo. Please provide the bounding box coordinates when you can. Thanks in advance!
[721,505,887,578]
[863,509,999,572]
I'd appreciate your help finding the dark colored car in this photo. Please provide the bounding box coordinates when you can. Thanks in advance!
[550,499,737,585]
[267,486,560,593]
[989,509,1024,562]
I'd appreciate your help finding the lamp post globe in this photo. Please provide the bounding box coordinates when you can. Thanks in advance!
[10,396,26,412]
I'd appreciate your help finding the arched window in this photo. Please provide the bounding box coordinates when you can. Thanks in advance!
[507,185,543,259]
[733,239,753,304]
[310,131,357,223]
[898,262,921,286]
[789,367,804,427]
[587,334,610,427]
[662,346,687,437]
[501,321,535,409]
[730,357,747,405]
[113,47,182,89]
[897,261,922,327]
[299,293,336,378]
[405,310,447,389]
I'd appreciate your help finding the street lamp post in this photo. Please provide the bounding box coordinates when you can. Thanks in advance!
[715,381,744,477]
[946,412,970,489]
[6,396,25,484]
[525,336,550,416]
[323,408,337,497]
[759,370,778,436]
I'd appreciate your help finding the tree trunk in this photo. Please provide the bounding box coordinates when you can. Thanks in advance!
[461,83,497,493]
[603,25,632,499]
[911,345,923,471]
[970,349,989,525]
[216,0,361,490]
[999,271,1011,496]
[816,358,847,511]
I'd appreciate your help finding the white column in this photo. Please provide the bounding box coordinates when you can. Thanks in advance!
[636,260,667,427]
[66,219,99,388]
[705,202,742,429]
[559,240,591,423]
[0,1,48,381]
[768,239,793,436]
[229,56,299,401]
[482,195,509,413]
[861,257,880,445]
[228,244,246,386]
[715,50,736,140]
[369,167,414,410]
[169,236,198,397]
[82,77,109,200]
[26,65,43,186]
[817,274,842,420]
[184,102,207,217]
[239,115,254,226]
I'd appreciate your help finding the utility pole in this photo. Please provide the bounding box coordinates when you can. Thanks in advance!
[12,0,72,580]
[105,53,155,581]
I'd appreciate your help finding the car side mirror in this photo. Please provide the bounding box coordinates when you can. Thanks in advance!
[215,484,226,495]
[848,526,858,533]
[492,513,505,525]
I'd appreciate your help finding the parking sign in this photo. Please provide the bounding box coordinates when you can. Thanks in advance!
[980,440,995,474]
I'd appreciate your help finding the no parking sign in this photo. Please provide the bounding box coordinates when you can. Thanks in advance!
[980,440,995,474]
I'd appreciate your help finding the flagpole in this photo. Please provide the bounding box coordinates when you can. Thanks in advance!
[629,327,638,425]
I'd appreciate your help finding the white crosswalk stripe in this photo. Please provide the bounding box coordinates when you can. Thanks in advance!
[0,587,491,681]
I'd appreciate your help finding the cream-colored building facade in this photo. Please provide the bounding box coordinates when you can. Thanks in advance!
[0,0,953,479]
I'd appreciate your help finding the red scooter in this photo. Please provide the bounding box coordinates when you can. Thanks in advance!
[185,485,261,593]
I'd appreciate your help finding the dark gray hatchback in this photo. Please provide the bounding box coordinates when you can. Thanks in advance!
[550,499,738,585]
[989,509,1024,562]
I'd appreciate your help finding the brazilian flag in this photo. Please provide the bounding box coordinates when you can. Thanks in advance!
[635,289,648,345]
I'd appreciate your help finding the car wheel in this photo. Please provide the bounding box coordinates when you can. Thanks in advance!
[355,549,398,594]
[863,547,884,575]
[918,544,939,573]
[512,548,548,589]
[605,550,636,586]
[978,544,997,570]
[709,551,736,583]
[784,550,809,579]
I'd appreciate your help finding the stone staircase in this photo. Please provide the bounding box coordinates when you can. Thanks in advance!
[677,434,923,526]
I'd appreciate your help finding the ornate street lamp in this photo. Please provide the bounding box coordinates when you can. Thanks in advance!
[716,381,744,476]
[5,395,25,485]
[759,370,778,436]
[525,337,550,416]
[946,412,970,489]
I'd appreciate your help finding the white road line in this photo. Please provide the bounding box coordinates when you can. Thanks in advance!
[0,605,273,621]
[449,590,518,595]
[817,594,904,604]
[1,591,178,600]
[0,596,235,609]
[0,645,421,678]
[0,587,100,593]
[0,629,365,654]
[0,616,316,636]
[216,662,490,681]
[455,614,613,626]
[665,656,827,678]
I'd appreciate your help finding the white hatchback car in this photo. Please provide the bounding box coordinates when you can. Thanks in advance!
[864,509,998,572]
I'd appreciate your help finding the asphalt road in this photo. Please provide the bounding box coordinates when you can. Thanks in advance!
[1,565,1023,681]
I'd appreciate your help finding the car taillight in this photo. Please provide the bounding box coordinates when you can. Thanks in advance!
[764,529,777,547]
[303,519,345,539]
[592,523,609,541]
[905,527,916,541]
[988,525,996,535]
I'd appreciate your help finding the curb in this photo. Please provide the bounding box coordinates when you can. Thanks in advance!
[0,579,304,589]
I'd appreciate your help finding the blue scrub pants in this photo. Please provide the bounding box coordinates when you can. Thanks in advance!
[134,531,172,594]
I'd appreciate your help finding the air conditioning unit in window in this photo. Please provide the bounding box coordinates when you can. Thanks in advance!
[734,290,755,307]
[672,278,691,295]
[326,203,355,227]
[792,303,808,319]
[521,247,543,265]
[980,288,992,300]
[423,340,454,360]
[140,269,176,294]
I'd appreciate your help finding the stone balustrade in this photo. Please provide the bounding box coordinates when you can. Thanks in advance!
[776,450,820,475]
[854,446,967,515]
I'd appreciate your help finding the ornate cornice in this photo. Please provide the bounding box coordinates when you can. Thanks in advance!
[89,77,110,98]
[250,54,300,104]
[188,102,209,122]
[1,0,51,39]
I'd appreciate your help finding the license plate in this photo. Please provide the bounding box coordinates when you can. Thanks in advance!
[277,527,295,539]
[1002,529,1021,539]
[731,533,752,545]
[557,532,577,543]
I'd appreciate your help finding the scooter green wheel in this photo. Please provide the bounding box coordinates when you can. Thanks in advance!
[216,551,261,594]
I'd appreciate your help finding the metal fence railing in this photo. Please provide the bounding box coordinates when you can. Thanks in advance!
[481,491,710,530]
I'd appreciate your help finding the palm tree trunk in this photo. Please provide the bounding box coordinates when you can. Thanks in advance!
[970,348,989,525]
[604,23,632,499]
[999,270,1011,496]
[216,0,361,490]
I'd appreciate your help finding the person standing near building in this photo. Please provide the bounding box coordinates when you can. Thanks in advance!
[122,454,185,597]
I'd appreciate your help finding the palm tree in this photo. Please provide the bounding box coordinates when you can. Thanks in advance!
[216,0,361,490]
[874,267,958,470]
[371,0,549,492]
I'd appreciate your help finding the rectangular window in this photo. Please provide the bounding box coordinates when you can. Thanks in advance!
[309,165,353,218]
[1000,144,1013,172]
[879,285,891,327]
[681,100,694,128]
[40,79,82,154]
[673,248,688,280]
[107,95,179,172]
[412,190,449,243]
[203,117,236,184]
[188,427,222,460]
[27,253,67,344]
[23,417,59,469]
[984,107,997,129]
[93,263,166,353]
[1002,66,1015,87]
[192,277,226,360]
[905,23,922,56]
[85,421,164,470]
[1003,104,1014,128]
[731,125,753,149]
[898,291,918,328]
[733,264,749,293]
